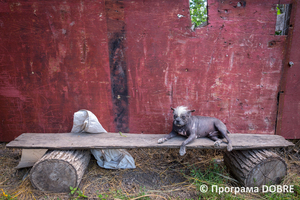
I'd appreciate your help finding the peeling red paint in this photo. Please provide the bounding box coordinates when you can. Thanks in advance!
[0,0,114,141]
[0,0,298,141]
[125,0,287,136]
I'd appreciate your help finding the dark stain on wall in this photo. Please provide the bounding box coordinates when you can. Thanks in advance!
[108,31,129,132]
[106,0,129,132]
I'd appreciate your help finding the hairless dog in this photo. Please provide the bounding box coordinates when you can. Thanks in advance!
[158,106,233,156]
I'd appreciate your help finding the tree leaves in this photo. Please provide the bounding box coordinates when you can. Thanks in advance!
[190,0,207,27]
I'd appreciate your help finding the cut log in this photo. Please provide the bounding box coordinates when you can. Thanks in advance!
[30,150,91,192]
[224,149,287,187]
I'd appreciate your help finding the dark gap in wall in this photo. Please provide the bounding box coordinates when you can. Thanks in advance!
[275,4,292,35]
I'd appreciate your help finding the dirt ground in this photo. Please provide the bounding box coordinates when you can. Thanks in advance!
[0,141,299,200]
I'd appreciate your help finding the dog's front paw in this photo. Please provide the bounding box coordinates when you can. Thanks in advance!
[179,146,186,156]
[227,143,233,151]
[214,140,222,148]
[158,138,166,144]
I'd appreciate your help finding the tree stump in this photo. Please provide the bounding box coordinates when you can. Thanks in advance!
[30,150,91,192]
[224,149,287,187]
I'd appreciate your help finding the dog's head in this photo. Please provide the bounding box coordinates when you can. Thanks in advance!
[171,106,195,127]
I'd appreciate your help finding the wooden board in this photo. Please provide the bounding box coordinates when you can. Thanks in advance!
[6,133,294,150]
[15,149,48,169]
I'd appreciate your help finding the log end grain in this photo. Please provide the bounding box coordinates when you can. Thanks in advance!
[224,149,287,187]
[30,150,91,192]
[246,156,287,187]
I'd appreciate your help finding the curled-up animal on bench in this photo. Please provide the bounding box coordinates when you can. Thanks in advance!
[158,106,233,156]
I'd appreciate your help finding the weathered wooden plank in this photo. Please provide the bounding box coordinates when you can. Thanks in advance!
[6,133,294,150]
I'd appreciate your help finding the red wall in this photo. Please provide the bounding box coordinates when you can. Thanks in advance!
[276,0,300,139]
[0,0,292,141]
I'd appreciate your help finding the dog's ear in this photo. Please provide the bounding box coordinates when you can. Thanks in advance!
[187,109,195,116]
[171,107,175,111]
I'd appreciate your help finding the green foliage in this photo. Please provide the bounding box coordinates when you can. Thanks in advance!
[190,161,238,199]
[119,131,127,137]
[97,192,108,200]
[69,186,88,200]
[262,192,296,200]
[276,6,281,15]
[190,0,207,27]
[0,189,17,200]
[189,161,300,200]
[69,186,77,195]
[258,176,300,200]
[275,5,282,36]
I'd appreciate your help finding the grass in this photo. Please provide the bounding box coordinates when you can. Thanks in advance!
[95,187,166,200]
[1,189,17,200]
[67,186,164,200]
[188,160,243,200]
[69,186,88,199]
[188,158,300,200]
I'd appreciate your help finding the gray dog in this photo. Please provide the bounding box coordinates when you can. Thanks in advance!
[158,106,233,156]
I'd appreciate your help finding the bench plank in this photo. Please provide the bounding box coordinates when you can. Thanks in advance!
[6,132,294,150]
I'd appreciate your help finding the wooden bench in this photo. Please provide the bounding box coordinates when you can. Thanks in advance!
[7,132,294,192]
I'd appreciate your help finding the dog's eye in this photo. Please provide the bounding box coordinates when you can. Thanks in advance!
[174,115,177,119]
[181,116,186,120]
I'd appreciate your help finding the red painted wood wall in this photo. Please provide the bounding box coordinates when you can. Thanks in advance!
[0,0,298,142]
[276,0,300,139]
